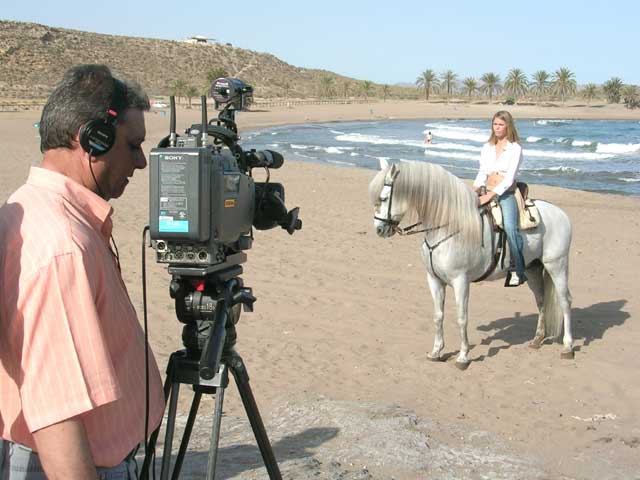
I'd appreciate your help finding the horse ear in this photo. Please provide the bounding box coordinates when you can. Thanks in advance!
[385,163,399,183]
[379,157,390,171]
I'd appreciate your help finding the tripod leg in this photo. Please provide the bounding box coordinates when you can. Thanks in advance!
[171,390,202,480]
[206,378,226,480]
[160,382,181,480]
[141,355,177,479]
[229,354,282,480]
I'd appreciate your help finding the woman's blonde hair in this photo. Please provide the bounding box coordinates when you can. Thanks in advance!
[488,110,520,144]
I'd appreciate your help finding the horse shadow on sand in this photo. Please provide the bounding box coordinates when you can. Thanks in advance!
[147,426,338,479]
[472,299,629,362]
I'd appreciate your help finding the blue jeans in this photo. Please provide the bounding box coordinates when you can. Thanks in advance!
[499,191,525,276]
[0,440,138,480]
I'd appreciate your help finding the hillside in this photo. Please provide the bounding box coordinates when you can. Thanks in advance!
[0,20,382,100]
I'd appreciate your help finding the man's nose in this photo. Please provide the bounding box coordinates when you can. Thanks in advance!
[136,151,148,169]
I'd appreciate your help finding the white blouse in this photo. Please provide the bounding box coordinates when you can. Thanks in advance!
[472,141,523,196]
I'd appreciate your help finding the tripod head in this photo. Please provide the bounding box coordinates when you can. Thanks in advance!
[168,265,256,380]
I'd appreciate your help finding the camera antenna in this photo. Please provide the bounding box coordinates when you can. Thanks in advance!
[169,96,177,147]
[201,95,208,147]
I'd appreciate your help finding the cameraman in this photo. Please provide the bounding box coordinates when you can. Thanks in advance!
[0,65,165,478]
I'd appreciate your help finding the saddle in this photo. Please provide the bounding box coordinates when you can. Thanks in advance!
[488,181,541,231]
[473,182,540,283]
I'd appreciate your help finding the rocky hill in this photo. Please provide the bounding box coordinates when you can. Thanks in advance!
[1,20,404,101]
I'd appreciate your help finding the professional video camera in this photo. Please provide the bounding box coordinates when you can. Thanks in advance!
[141,79,300,479]
[149,77,301,275]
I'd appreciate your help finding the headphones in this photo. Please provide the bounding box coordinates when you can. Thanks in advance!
[79,78,128,156]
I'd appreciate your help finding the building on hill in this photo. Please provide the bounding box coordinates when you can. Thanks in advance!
[184,35,216,45]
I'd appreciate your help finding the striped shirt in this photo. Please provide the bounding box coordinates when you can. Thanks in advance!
[0,167,165,467]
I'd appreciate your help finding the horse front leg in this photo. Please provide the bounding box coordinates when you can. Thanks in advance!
[425,271,446,361]
[452,276,471,369]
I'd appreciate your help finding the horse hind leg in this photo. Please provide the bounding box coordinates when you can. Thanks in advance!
[543,258,574,359]
[526,261,546,349]
[426,272,446,361]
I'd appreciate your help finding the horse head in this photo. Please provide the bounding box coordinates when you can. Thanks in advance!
[369,159,409,238]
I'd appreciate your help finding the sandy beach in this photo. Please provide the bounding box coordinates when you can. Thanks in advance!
[2,101,640,479]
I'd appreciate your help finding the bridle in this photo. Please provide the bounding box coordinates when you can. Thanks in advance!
[373,165,401,231]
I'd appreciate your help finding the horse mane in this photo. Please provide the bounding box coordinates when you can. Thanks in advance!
[369,161,482,249]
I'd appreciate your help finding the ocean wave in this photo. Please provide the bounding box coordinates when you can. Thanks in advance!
[572,140,594,147]
[290,144,310,149]
[324,147,343,154]
[429,128,488,143]
[425,142,482,153]
[595,143,640,154]
[620,177,640,183]
[535,119,573,125]
[423,150,478,161]
[336,133,425,148]
[526,136,543,143]
[424,123,486,133]
[526,166,582,173]
[523,149,613,160]
[330,129,346,135]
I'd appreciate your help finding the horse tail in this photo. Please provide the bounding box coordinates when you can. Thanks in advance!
[542,268,564,340]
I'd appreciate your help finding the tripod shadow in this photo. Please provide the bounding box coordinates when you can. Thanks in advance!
[151,426,338,479]
[473,300,629,361]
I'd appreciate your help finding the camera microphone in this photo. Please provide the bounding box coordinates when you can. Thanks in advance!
[245,149,284,169]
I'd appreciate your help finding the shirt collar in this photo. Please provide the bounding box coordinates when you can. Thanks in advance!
[26,167,114,238]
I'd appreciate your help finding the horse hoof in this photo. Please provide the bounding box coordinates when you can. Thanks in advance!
[560,350,575,360]
[428,355,444,362]
[455,361,470,371]
[529,341,542,350]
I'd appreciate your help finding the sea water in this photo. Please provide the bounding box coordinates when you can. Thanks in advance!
[243,119,640,196]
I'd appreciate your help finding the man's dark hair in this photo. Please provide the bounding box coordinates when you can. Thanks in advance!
[39,64,150,153]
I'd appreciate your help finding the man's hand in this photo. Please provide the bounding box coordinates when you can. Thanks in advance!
[33,417,98,479]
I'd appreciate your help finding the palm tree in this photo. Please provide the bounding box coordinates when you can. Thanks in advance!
[206,67,228,84]
[340,80,351,99]
[171,79,187,104]
[319,75,335,98]
[415,69,439,102]
[582,83,598,104]
[603,77,624,103]
[621,85,638,108]
[530,70,550,103]
[440,70,458,103]
[382,84,391,102]
[361,80,374,102]
[552,67,577,104]
[504,68,529,101]
[462,77,477,101]
[184,85,199,108]
[480,72,501,103]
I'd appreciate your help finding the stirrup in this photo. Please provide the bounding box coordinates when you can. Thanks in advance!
[505,270,527,287]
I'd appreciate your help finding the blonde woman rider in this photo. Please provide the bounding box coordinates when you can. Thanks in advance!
[472,110,526,287]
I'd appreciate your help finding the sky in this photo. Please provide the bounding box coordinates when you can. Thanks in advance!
[3,0,638,86]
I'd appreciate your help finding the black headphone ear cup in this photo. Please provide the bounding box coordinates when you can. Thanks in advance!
[79,119,116,156]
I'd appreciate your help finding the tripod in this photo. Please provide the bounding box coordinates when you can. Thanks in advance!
[140,266,282,480]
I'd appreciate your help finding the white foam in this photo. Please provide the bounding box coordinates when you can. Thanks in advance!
[350,152,359,156]
[535,119,572,125]
[335,133,425,148]
[267,143,279,148]
[595,143,640,154]
[429,128,489,143]
[571,140,593,147]
[324,147,343,154]
[545,166,581,173]
[620,177,640,183]
[526,136,542,143]
[290,144,310,149]
[330,129,346,135]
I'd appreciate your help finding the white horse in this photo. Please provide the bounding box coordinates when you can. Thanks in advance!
[369,160,573,369]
